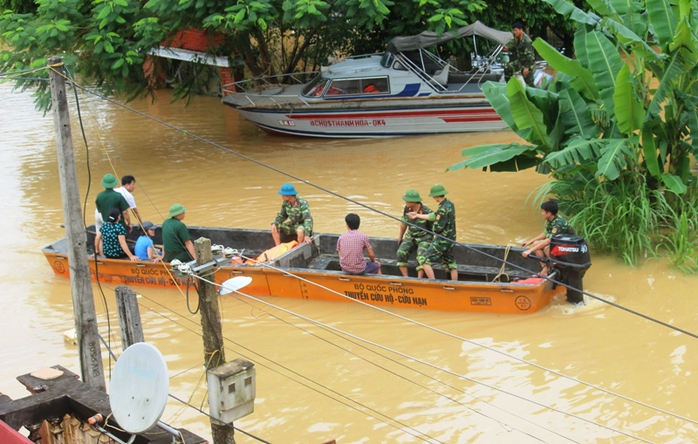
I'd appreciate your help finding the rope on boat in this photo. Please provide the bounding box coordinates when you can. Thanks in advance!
[491,244,512,282]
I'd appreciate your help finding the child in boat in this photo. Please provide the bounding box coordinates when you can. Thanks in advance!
[135,221,162,262]
[337,213,381,275]
[521,200,574,275]
[95,208,139,261]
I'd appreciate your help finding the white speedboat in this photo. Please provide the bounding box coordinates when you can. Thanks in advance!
[222,22,515,138]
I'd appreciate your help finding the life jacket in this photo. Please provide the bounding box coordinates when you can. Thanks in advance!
[246,240,298,265]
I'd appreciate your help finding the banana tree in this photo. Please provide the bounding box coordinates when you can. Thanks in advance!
[449,0,698,195]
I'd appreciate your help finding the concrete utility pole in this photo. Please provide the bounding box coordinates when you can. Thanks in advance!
[194,237,235,444]
[49,57,106,391]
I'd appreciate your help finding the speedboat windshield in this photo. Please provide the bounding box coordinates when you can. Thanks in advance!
[380,52,394,68]
[302,75,330,97]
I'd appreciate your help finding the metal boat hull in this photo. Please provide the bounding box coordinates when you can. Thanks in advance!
[43,227,565,313]
[227,99,507,138]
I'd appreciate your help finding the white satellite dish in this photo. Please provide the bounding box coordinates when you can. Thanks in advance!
[110,342,169,434]
[219,276,252,295]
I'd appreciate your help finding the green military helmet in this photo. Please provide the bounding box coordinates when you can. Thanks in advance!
[402,190,422,203]
[101,173,119,188]
[168,203,186,217]
[429,184,449,197]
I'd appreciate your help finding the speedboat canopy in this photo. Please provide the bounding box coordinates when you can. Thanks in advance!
[389,20,513,51]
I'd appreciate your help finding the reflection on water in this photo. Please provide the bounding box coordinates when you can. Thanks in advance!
[1,81,698,443]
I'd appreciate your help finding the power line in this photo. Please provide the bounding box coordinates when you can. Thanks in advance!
[130,289,444,443]
[52,70,698,343]
[38,66,694,441]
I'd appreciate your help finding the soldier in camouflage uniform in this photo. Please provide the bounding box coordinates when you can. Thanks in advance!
[522,200,574,275]
[397,190,433,278]
[271,183,314,245]
[503,21,535,87]
[408,184,458,281]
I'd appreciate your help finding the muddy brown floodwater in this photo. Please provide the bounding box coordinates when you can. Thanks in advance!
[1,81,697,443]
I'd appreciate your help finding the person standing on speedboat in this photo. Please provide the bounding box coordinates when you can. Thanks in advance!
[503,20,535,87]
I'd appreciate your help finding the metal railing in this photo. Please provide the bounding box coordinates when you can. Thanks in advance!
[222,71,319,95]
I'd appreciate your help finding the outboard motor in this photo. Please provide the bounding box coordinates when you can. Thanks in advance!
[549,235,592,304]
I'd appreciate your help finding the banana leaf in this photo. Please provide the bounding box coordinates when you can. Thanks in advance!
[596,138,635,180]
[646,0,677,50]
[646,50,685,119]
[613,64,645,135]
[543,0,601,25]
[601,17,661,62]
[669,18,698,59]
[482,81,518,132]
[676,91,698,152]
[662,173,687,194]
[574,25,592,69]
[641,121,661,177]
[585,30,624,120]
[544,136,604,168]
[507,79,551,148]
[526,87,560,130]
[609,0,643,15]
[489,153,542,172]
[533,38,599,99]
[587,0,621,21]
[447,143,536,171]
[559,88,598,139]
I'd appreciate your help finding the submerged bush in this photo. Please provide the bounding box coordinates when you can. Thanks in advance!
[551,175,698,271]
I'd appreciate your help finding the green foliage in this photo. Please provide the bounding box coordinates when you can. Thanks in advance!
[449,0,698,267]
[0,0,487,107]
[560,177,659,265]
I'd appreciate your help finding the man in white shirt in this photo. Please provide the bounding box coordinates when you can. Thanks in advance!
[115,175,142,224]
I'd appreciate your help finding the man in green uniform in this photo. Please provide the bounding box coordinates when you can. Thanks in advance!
[503,21,535,87]
[408,184,458,281]
[522,200,574,276]
[397,190,433,278]
[95,173,131,232]
[162,203,195,263]
[271,183,313,245]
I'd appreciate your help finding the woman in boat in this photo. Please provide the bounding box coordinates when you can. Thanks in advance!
[95,208,139,261]
[135,221,162,262]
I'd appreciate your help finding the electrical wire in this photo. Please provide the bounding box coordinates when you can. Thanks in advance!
[242,256,698,429]
[40,64,693,441]
[187,273,656,443]
[47,67,698,344]
[230,294,580,444]
[132,291,446,443]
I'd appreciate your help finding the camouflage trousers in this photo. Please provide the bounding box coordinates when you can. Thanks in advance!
[274,221,305,236]
[417,238,457,269]
[504,62,534,86]
[396,237,431,271]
